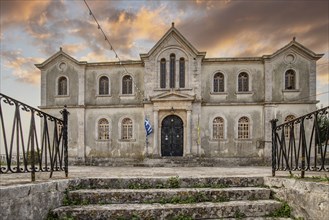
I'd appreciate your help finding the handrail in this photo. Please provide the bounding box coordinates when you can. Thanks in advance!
[271,106,329,177]
[0,93,69,181]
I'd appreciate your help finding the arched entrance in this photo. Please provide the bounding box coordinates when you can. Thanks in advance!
[161,115,184,156]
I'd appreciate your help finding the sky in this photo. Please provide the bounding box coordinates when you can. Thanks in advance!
[0,0,328,108]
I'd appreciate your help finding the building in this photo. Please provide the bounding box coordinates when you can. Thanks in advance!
[36,23,323,165]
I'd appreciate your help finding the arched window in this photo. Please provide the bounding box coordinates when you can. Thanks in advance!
[213,117,224,140]
[214,72,224,92]
[122,118,133,140]
[99,76,109,95]
[122,75,133,94]
[238,72,249,92]
[160,58,166,88]
[98,118,109,140]
[285,69,296,90]
[58,76,68,95]
[238,117,249,139]
[284,115,296,138]
[170,53,175,88]
[179,57,185,88]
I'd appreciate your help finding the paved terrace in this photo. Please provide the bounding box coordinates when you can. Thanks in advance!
[1,166,327,186]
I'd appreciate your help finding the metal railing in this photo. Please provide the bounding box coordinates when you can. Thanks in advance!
[0,93,69,181]
[271,106,329,177]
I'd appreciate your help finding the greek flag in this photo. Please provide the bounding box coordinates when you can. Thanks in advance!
[144,119,153,136]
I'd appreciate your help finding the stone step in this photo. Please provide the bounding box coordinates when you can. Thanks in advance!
[52,200,282,220]
[69,176,265,190]
[68,187,271,205]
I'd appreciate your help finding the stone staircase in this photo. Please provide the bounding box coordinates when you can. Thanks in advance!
[50,176,292,220]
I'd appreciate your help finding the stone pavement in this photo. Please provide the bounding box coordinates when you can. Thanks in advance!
[1,166,325,186]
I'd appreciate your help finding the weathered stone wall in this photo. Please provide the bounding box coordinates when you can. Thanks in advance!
[0,180,70,220]
[264,177,329,220]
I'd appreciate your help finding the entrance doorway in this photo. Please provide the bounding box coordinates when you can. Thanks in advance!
[161,115,184,156]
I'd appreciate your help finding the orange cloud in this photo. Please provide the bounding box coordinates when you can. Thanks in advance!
[1,0,51,29]
[2,51,43,84]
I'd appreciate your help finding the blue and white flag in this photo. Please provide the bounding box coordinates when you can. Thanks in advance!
[144,118,153,136]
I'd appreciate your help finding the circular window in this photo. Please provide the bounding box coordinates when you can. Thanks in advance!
[284,54,296,64]
[58,62,67,71]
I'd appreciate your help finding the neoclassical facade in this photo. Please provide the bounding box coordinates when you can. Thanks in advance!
[36,24,323,165]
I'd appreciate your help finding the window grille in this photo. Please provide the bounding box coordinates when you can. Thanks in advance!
[213,117,224,139]
[285,69,296,90]
[98,118,109,140]
[99,76,109,95]
[238,72,249,92]
[122,118,133,140]
[213,72,224,92]
[58,76,67,95]
[160,58,166,88]
[122,75,133,94]
[179,58,185,88]
[170,54,175,88]
[238,117,249,139]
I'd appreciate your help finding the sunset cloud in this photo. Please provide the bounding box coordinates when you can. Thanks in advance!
[0,0,328,93]
[2,50,43,84]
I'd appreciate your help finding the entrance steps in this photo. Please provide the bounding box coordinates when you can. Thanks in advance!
[83,157,268,167]
[50,177,292,219]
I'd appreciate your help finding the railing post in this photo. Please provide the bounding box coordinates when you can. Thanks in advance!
[62,105,69,178]
[301,119,306,178]
[271,119,278,177]
[30,110,36,182]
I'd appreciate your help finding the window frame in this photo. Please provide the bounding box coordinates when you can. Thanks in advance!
[284,69,296,90]
[57,76,69,96]
[213,117,225,140]
[98,75,110,96]
[238,116,250,139]
[238,72,249,92]
[122,75,133,95]
[121,118,134,140]
[98,118,110,141]
[169,53,176,88]
[213,72,225,93]
[179,57,185,88]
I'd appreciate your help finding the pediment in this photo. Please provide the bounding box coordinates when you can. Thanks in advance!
[263,40,323,61]
[150,91,195,102]
[35,48,87,70]
[140,24,206,60]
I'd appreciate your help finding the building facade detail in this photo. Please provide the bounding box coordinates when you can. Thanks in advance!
[36,24,323,164]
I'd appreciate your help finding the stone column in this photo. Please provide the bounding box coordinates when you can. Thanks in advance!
[186,110,192,155]
[153,110,159,156]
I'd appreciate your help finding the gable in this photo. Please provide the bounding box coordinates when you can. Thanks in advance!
[140,23,206,60]
[35,48,87,70]
[263,40,323,61]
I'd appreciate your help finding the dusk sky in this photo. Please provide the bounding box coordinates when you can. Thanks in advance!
[0,0,328,108]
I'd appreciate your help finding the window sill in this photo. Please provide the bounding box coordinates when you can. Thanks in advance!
[96,139,112,142]
[210,92,228,95]
[119,139,136,142]
[236,91,253,95]
[282,89,300,93]
[96,94,112,97]
[119,94,135,97]
[55,95,70,98]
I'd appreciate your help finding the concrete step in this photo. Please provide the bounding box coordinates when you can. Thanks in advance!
[52,200,282,220]
[68,187,271,205]
[69,176,265,189]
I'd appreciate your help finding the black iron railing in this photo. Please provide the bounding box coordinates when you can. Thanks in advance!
[271,106,329,177]
[0,93,69,181]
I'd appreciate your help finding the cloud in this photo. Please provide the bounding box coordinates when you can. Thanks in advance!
[1,50,43,84]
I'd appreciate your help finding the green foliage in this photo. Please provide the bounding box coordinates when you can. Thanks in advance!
[172,215,193,220]
[233,210,246,219]
[167,176,181,188]
[267,201,292,218]
[26,149,41,165]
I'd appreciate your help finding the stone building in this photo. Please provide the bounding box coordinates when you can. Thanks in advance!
[36,24,323,165]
